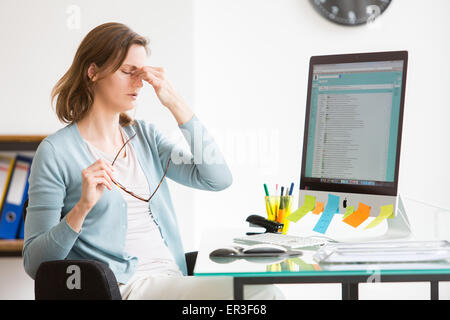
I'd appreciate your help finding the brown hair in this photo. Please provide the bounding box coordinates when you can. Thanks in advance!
[51,22,150,127]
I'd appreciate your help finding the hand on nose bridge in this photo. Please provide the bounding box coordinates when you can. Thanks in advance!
[132,71,144,86]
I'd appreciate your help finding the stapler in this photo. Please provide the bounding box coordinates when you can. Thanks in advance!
[245,214,283,235]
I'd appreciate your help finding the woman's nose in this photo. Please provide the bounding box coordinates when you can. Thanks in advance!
[134,79,143,89]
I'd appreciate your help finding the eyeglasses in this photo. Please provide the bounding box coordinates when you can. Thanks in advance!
[110,132,171,202]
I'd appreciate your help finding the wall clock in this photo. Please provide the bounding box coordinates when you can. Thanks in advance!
[310,0,392,26]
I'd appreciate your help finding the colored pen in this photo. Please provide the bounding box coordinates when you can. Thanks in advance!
[264,183,275,220]
[263,183,270,196]
[288,182,294,196]
[277,190,285,224]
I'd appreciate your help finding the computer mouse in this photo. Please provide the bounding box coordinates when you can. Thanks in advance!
[242,244,287,254]
[209,247,241,257]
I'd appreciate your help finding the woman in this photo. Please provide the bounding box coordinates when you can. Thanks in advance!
[23,22,282,300]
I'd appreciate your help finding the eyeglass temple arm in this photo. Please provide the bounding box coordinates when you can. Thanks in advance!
[112,132,137,166]
[148,158,171,201]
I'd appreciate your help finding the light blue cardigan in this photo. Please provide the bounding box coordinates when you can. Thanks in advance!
[22,115,232,283]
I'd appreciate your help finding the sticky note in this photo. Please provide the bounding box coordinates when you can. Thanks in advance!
[343,206,354,219]
[286,195,316,222]
[290,257,315,271]
[266,264,281,272]
[343,202,371,228]
[312,194,340,234]
[365,204,394,229]
[313,264,322,271]
[312,202,324,215]
[280,259,296,271]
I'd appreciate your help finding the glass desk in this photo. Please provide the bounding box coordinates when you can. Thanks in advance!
[194,197,450,300]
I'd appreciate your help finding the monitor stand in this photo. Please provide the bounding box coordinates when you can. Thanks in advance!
[382,194,412,240]
[331,194,412,243]
[298,190,413,242]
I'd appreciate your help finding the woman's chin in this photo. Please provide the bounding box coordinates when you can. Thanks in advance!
[123,103,137,111]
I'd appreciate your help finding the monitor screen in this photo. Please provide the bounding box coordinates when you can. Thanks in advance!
[300,51,408,196]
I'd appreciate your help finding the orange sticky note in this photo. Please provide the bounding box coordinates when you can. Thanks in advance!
[312,202,324,215]
[342,202,371,228]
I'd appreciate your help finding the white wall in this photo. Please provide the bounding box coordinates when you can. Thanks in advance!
[193,0,450,231]
[1,0,450,300]
[193,0,450,300]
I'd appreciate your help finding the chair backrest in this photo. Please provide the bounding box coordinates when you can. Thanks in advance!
[25,199,120,300]
[22,198,28,222]
[35,259,122,300]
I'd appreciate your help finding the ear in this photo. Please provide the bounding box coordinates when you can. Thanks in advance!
[87,63,99,82]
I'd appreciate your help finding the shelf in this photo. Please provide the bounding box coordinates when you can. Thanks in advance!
[0,135,47,151]
[0,135,44,257]
[0,135,47,142]
[0,239,23,257]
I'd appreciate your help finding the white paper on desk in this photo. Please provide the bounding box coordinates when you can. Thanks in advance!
[321,261,450,271]
[314,240,450,263]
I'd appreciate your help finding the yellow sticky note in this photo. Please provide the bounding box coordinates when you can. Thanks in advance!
[290,257,315,271]
[286,195,316,222]
[365,204,394,229]
[343,206,354,219]
[343,202,371,228]
[312,202,324,215]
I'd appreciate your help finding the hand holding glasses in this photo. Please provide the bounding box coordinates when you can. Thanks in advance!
[79,159,115,210]
[79,131,171,211]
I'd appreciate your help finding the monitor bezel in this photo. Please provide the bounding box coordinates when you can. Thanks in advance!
[299,51,408,196]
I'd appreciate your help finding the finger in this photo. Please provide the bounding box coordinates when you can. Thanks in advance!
[134,68,162,81]
[92,168,114,185]
[131,69,143,78]
[132,68,151,79]
[84,173,112,190]
[91,159,112,170]
[94,177,113,190]
[100,159,115,171]
[148,66,164,73]
[93,174,113,190]
[94,170,115,186]
[137,66,163,74]
[144,71,160,86]
[147,67,163,76]
[86,169,114,189]
[131,70,148,84]
[91,160,115,175]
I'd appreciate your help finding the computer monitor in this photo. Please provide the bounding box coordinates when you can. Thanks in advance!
[299,51,409,237]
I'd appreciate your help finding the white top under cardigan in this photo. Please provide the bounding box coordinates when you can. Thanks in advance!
[83,127,183,281]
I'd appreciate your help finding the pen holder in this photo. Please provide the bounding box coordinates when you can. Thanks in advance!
[265,195,293,234]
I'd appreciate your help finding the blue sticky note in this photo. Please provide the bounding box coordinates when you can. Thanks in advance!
[312,194,340,234]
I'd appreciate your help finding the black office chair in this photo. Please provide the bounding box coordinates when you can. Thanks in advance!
[23,199,198,300]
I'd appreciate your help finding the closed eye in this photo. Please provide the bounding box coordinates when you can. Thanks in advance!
[122,71,132,75]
